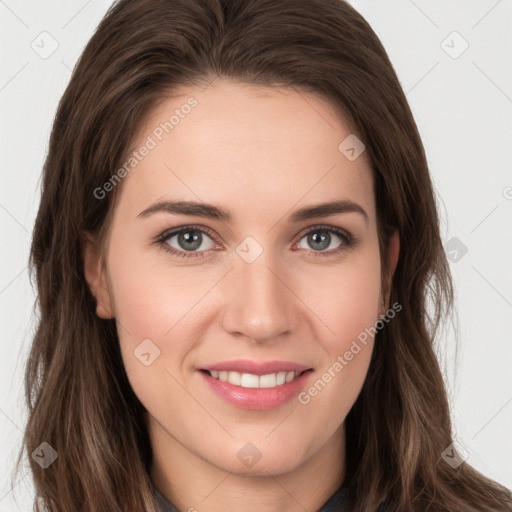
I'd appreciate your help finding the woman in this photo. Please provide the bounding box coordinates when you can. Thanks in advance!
[17,0,511,510]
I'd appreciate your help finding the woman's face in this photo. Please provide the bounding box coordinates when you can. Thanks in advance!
[85,78,398,480]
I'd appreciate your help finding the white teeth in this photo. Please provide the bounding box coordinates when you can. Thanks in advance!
[208,370,301,388]
[285,371,295,383]
[240,373,259,388]
[259,373,276,388]
[227,371,241,386]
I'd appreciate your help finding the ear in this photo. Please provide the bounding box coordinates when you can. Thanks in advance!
[82,233,114,319]
[382,230,400,308]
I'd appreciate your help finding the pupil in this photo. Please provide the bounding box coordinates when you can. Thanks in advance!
[309,230,330,250]
[179,230,202,251]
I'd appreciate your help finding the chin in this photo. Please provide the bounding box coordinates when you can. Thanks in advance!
[209,442,306,477]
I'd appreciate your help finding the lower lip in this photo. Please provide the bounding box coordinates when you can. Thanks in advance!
[198,370,313,410]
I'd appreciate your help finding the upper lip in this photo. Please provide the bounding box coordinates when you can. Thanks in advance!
[199,359,312,376]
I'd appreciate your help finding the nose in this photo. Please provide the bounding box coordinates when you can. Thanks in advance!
[220,252,298,344]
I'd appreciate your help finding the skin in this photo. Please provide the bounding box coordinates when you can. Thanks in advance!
[84,78,399,512]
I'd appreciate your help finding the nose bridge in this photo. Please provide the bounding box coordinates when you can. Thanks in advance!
[221,247,294,342]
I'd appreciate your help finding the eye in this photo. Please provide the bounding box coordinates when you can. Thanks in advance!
[156,226,219,259]
[294,225,356,257]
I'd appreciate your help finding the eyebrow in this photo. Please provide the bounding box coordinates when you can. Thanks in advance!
[137,199,369,225]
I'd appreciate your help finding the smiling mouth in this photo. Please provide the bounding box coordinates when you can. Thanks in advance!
[200,369,311,389]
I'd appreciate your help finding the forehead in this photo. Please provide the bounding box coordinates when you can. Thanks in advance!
[115,79,375,224]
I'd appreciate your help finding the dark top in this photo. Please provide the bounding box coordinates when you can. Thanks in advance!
[152,481,349,511]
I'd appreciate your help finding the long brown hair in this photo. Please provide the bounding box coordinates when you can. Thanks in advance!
[16,0,511,510]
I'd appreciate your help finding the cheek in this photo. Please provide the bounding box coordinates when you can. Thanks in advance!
[107,233,201,338]
[293,247,381,406]
[105,235,201,384]
[295,265,380,430]
[296,246,382,349]
[106,248,202,412]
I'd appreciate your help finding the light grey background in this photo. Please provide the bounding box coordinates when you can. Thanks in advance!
[1,0,511,509]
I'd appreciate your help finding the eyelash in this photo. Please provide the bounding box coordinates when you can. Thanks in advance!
[154,224,359,259]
